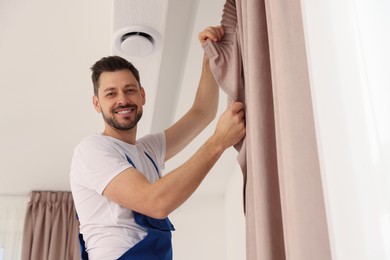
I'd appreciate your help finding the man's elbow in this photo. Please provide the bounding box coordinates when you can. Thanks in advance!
[146,205,170,219]
[141,197,171,219]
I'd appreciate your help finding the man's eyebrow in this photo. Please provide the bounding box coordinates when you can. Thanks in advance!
[102,84,138,93]
[124,84,138,88]
[103,87,116,93]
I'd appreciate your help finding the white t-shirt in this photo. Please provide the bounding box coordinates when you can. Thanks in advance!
[70,132,166,260]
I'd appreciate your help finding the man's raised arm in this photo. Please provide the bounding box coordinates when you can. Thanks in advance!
[164,26,224,161]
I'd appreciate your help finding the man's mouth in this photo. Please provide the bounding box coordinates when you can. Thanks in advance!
[114,106,136,116]
[116,109,133,114]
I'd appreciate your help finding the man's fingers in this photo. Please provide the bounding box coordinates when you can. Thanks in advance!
[215,26,224,39]
[230,101,245,113]
[198,25,225,43]
[237,110,245,120]
[209,26,224,40]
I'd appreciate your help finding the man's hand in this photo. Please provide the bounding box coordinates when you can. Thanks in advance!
[198,25,224,44]
[213,102,246,150]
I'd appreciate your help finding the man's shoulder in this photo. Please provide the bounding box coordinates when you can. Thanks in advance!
[136,131,165,146]
[136,132,166,165]
[74,133,119,154]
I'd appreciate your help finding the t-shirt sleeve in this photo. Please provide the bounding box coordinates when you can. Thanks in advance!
[71,138,131,194]
[137,131,166,171]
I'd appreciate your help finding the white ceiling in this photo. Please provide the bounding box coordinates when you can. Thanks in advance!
[0,0,240,197]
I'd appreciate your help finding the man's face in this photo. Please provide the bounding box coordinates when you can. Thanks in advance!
[93,69,145,131]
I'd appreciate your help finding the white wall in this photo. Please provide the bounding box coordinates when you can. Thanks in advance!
[170,165,246,260]
[301,0,390,259]
[225,165,246,260]
[171,194,227,260]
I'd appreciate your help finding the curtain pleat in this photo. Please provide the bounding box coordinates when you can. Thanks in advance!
[21,191,80,260]
[203,0,332,259]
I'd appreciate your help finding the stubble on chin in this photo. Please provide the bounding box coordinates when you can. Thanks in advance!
[101,110,143,131]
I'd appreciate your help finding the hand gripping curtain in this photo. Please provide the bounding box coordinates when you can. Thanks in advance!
[202,0,332,259]
[21,191,80,260]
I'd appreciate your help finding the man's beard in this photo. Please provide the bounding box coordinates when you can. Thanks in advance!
[101,106,143,131]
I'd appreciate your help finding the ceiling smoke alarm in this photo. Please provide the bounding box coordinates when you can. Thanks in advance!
[113,26,161,57]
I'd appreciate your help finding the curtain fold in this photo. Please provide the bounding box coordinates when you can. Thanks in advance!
[21,191,80,260]
[265,1,332,259]
[203,0,332,259]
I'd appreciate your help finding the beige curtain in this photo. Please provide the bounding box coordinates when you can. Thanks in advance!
[21,191,80,260]
[203,0,332,259]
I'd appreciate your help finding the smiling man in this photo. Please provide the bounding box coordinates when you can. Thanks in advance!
[70,26,245,260]
[93,67,145,143]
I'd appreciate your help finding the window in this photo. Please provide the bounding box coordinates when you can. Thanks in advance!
[301,0,390,259]
[0,196,28,260]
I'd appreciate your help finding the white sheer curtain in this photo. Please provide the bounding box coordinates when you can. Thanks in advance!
[301,0,390,259]
[354,4,390,258]
[0,195,28,260]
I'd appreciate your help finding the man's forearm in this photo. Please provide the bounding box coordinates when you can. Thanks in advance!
[163,54,220,161]
[191,54,219,122]
[149,135,225,218]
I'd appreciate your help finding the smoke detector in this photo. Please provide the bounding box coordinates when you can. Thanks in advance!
[113,26,161,57]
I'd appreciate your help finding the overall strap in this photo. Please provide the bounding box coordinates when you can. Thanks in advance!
[78,152,166,260]
[76,213,89,260]
[125,152,161,178]
[143,151,161,178]
[125,154,136,168]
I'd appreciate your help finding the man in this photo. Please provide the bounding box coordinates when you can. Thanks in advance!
[70,26,245,260]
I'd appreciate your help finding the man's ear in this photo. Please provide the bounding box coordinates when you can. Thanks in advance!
[140,87,146,105]
[93,95,101,113]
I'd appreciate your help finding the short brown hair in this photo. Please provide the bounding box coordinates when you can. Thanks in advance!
[90,56,141,96]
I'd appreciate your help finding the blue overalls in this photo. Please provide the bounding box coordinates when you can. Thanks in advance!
[79,151,175,260]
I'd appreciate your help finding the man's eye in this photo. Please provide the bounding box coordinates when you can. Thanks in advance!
[106,92,115,97]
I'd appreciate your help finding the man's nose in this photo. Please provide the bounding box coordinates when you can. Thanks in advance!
[116,92,128,106]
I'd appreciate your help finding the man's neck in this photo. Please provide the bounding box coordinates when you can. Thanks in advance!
[103,126,137,145]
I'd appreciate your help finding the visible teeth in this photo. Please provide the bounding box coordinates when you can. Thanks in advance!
[117,109,132,114]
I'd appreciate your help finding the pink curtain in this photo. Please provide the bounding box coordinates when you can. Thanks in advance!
[21,191,80,260]
[203,0,332,259]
